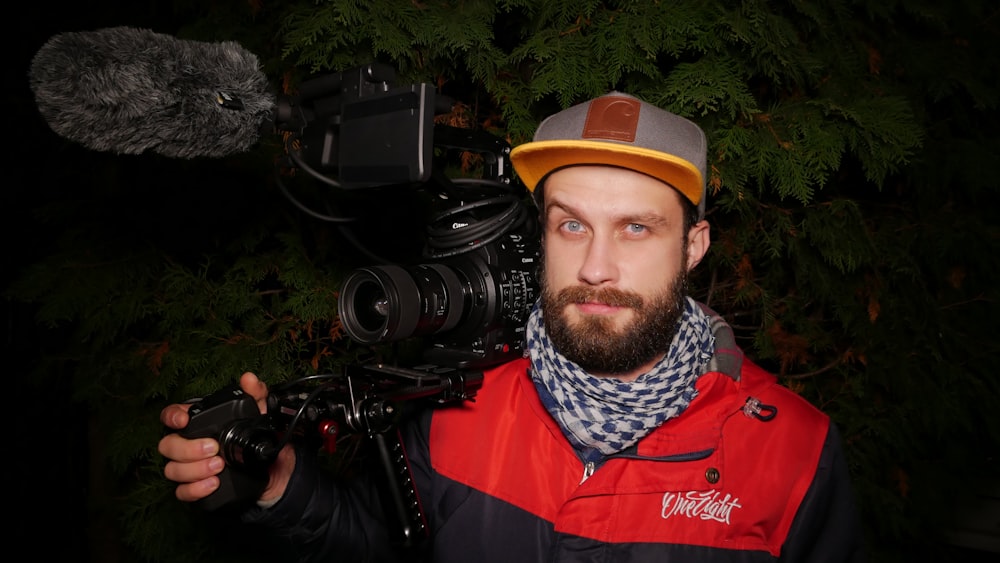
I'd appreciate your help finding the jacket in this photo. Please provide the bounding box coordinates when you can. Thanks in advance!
[245,324,864,562]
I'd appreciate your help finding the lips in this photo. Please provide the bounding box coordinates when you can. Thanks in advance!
[574,300,622,315]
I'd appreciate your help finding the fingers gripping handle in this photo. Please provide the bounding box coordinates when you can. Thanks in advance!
[178,385,278,511]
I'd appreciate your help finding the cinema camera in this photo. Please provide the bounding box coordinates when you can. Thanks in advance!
[179,63,540,548]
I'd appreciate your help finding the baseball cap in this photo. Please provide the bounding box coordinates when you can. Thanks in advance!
[509,92,708,219]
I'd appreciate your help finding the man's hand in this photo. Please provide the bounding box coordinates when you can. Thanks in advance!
[158,372,294,504]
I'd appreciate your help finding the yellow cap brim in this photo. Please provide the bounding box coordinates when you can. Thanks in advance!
[510,140,704,206]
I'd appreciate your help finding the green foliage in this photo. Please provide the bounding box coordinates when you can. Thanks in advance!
[10,0,999,561]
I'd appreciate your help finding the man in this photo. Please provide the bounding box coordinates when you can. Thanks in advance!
[160,92,865,562]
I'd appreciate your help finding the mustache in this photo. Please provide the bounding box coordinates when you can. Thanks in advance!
[553,286,644,309]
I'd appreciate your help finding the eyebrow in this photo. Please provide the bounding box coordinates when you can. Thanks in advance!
[545,197,672,227]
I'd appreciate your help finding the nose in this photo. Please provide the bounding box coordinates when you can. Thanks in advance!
[578,237,617,286]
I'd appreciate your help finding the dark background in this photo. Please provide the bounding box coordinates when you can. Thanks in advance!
[7,2,1000,562]
[7,3,230,558]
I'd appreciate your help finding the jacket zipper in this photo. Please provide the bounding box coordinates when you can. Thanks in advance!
[580,461,595,484]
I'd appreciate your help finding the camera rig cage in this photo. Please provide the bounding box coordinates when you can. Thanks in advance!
[181,363,482,548]
[270,62,540,371]
[178,63,540,551]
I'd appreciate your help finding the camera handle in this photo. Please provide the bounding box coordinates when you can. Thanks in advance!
[178,386,276,511]
[373,430,427,547]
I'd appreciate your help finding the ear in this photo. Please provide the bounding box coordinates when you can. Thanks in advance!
[685,220,711,271]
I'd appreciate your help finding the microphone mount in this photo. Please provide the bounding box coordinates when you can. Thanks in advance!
[268,63,515,193]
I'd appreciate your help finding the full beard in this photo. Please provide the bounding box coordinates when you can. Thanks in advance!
[540,268,690,376]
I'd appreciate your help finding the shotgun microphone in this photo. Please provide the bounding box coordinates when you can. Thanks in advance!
[28,26,276,159]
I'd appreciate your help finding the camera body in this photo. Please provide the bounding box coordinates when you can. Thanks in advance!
[271,63,541,369]
[338,208,539,369]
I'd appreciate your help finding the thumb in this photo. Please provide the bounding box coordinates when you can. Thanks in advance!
[239,371,269,413]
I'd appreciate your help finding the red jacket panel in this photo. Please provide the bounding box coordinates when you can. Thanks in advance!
[430,356,829,557]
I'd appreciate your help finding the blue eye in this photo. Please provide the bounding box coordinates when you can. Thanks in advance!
[626,223,646,234]
[563,220,584,233]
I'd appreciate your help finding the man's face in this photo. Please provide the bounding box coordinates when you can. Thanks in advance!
[539,165,710,379]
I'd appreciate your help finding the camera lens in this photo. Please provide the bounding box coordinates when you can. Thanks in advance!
[339,263,466,344]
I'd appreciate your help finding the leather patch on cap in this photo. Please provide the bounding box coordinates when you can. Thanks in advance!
[582,96,641,142]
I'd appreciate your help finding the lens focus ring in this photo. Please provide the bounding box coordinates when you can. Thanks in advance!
[339,265,421,343]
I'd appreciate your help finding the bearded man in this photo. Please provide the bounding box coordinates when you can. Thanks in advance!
[160,92,865,562]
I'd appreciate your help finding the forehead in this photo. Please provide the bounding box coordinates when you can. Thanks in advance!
[541,165,685,217]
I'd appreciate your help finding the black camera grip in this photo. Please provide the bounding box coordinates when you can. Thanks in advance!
[178,385,272,511]
[372,430,428,547]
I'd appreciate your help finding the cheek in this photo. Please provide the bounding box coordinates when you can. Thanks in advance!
[542,240,582,285]
[621,249,685,291]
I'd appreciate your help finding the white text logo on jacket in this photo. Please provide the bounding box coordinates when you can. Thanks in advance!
[661,490,743,524]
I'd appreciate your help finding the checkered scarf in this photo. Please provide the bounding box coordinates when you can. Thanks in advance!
[527,296,715,457]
